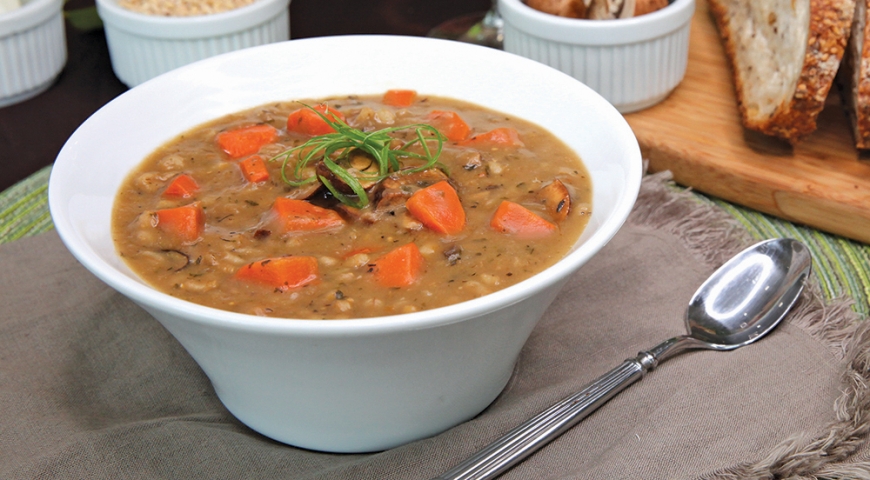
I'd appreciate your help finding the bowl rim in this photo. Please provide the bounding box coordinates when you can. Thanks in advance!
[0,0,62,37]
[95,0,290,38]
[498,0,695,45]
[48,35,643,337]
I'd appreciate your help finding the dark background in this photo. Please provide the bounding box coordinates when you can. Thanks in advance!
[0,0,492,192]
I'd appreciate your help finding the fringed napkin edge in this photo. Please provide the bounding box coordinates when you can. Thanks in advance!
[634,170,869,479]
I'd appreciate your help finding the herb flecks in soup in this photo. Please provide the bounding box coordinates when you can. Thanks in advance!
[112,91,593,319]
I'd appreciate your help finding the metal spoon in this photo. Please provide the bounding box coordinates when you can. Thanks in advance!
[434,238,812,480]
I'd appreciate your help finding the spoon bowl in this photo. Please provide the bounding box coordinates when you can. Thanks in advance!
[436,238,812,480]
[686,238,810,349]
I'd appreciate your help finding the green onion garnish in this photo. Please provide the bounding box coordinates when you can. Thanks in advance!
[271,104,446,209]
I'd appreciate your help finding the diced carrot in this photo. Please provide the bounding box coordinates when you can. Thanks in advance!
[490,200,556,239]
[234,256,320,292]
[405,180,466,235]
[154,202,205,243]
[372,243,424,288]
[239,154,270,183]
[271,197,345,232]
[426,110,470,142]
[162,173,199,199]
[286,104,346,136]
[216,124,278,159]
[382,89,417,107]
[459,127,524,148]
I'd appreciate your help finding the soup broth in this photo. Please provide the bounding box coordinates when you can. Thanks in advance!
[112,92,592,319]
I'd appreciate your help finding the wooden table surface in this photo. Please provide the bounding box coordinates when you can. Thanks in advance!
[0,0,491,192]
[624,0,870,244]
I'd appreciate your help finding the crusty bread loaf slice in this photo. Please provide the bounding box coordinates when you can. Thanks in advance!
[708,0,855,144]
[840,0,870,148]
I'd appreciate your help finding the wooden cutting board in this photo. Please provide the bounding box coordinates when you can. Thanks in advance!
[624,0,870,244]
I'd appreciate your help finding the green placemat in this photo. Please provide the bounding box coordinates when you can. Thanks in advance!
[698,193,870,318]
[2,166,867,318]
[0,166,53,243]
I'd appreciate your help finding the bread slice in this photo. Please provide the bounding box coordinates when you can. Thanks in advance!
[840,0,870,148]
[708,0,855,144]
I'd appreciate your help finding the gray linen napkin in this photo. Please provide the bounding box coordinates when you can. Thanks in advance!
[2,172,868,479]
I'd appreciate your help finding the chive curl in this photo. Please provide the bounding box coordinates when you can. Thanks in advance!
[271,103,446,209]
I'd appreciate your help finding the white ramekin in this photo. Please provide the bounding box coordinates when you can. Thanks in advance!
[95,0,290,88]
[0,0,67,108]
[499,0,694,113]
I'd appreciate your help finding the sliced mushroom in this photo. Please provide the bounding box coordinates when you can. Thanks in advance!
[160,248,192,271]
[460,151,483,171]
[443,245,462,266]
[325,167,452,223]
[348,149,378,172]
[374,168,449,210]
[333,203,381,224]
[314,150,380,195]
[374,184,409,213]
[587,0,635,19]
[538,179,572,223]
[333,167,451,222]
[285,180,323,200]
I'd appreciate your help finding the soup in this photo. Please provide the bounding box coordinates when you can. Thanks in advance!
[112,91,592,319]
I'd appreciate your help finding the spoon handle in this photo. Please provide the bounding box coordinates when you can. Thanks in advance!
[433,352,655,480]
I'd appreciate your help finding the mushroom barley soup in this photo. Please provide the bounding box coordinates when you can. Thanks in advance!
[112,91,592,319]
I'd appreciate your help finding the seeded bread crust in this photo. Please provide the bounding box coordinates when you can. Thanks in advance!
[709,0,855,144]
[842,0,870,148]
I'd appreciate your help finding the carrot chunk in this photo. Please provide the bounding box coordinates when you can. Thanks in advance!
[406,180,466,235]
[271,197,345,232]
[235,256,320,292]
[382,89,417,107]
[460,127,524,148]
[372,243,424,288]
[426,110,470,142]
[162,173,199,199]
[154,203,205,243]
[286,104,346,136]
[239,154,270,183]
[490,200,556,239]
[216,124,278,159]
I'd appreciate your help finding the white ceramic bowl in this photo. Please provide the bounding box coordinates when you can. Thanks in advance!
[499,0,694,113]
[48,35,642,453]
[96,0,290,87]
[0,0,66,108]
